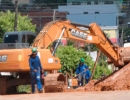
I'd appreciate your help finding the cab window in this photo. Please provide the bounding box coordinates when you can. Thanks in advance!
[4,34,18,43]
[22,34,26,43]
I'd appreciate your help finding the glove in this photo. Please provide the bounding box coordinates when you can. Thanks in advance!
[74,74,77,77]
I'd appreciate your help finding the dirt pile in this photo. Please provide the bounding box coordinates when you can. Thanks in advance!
[75,63,130,92]
[75,80,97,92]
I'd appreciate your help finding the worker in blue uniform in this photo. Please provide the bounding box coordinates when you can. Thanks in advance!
[85,67,91,84]
[29,47,44,93]
[75,58,88,86]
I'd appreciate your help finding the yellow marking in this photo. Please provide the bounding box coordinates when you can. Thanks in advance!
[18,55,22,61]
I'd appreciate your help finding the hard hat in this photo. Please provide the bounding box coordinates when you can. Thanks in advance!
[31,47,38,54]
[80,58,84,62]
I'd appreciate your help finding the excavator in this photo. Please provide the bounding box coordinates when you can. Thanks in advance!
[0,19,130,94]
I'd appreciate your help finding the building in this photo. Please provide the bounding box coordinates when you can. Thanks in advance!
[21,9,67,32]
[67,0,121,5]
[58,4,119,26]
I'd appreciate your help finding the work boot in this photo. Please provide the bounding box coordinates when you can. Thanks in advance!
[39,89,43,93]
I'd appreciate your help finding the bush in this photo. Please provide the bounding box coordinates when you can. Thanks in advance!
[17,85,31,93]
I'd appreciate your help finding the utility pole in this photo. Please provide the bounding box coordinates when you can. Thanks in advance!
[14,0,18,31]
[53,10,56,21]
[120,27,124,46]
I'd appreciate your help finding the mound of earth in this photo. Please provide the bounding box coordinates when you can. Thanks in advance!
[75,63,130,92]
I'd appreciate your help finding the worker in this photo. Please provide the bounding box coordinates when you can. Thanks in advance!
[75,58,88,87]
[29,47,44,93]
[85,67,91,84]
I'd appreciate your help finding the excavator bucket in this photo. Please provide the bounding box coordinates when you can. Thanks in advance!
[44,73,66,93]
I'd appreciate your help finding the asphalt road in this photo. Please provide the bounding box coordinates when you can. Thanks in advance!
[1,91,130,100]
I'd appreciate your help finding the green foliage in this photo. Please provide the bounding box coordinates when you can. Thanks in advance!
[84,44,98,51]
[92,65,112,79]
[67,40,75,46]
[0,10,36,43]
[33,0,67,8]
[17,85,31,93]
[56,46,112,79]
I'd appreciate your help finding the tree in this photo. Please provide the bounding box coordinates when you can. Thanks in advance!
[0,10,36,43]
[56,46,111,79]
[33,0,67,8]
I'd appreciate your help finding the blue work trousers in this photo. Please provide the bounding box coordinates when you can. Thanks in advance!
[30,70,42,93]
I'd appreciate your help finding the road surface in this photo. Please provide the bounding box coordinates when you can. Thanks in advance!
[0,91,130,100]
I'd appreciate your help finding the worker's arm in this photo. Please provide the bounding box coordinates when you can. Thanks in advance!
[37,56,44,71]
[84,64,88,69]
[29,58,34,71]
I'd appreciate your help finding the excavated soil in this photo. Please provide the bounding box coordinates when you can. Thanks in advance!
[74,63,130,92]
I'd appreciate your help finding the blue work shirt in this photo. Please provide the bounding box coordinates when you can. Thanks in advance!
[85,69,91,79]
[76,63,88,76]
[29,55,43,72]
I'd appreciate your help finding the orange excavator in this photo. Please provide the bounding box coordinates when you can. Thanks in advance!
[0,20,130,94]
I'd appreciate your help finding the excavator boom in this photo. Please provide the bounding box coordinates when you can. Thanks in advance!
[32,20,125,67]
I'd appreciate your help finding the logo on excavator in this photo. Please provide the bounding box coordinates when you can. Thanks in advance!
[0,55,7,62]
[69,29,87,40]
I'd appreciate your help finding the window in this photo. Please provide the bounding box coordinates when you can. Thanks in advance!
[95,12,99,14]
[27,34,36,45]
[72,2,81,5]
[104,1,109,4]
[84,12,88,14]
[22,34,26,43]
[87,1,91,5]
[4,34,18,43]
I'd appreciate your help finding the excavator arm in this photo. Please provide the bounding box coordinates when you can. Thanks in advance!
[32,20,122,67]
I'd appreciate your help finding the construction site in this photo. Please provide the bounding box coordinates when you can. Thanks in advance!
[1,19,130,100]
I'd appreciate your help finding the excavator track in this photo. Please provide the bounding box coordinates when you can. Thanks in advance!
[0,76,9,94]
[44,73,66,93]
[0,73,31,95]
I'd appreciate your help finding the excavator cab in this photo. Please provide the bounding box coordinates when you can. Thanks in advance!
[0,31,36,49]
